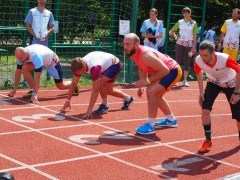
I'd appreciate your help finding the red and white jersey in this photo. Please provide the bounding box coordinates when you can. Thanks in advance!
[194,52,239,88]
[83,51,119,74]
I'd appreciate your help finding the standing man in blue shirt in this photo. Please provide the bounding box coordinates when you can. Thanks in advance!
[24,0,55,47]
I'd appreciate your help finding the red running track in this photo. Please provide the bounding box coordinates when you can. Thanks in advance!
[0,81,239,179]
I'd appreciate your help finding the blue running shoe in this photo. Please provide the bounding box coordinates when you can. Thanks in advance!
[121,96,135,110]
[136,122,155,135]
[155,118,178,127]
[93,104,109,114]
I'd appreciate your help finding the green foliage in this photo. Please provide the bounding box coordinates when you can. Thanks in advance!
[138,0,240,35]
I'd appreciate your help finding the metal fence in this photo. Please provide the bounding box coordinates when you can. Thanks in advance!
[0,0,139,90]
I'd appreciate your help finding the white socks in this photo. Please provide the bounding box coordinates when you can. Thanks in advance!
[123,94,131,102]
[166,114,175,121]
[148,118,155,127]
[102,98,108,107]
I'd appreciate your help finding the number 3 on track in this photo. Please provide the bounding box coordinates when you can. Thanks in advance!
[12,114,65,123]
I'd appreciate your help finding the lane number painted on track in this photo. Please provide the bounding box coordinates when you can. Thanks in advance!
[151,157,204,172]
[69,131,134,145]
[12,114,65,123]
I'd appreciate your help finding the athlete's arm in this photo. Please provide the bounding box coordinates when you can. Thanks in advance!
[83,65,102,119]
[8,66,22,97]
[60,74,80,112]
[32,54,43,94]
[194,61,204,106]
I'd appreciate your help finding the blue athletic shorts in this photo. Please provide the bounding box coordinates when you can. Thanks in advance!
[102,62,122,83]
[44,62,63,83]
[158,66,182,91]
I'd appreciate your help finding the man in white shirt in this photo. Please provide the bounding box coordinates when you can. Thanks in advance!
[195,40,240,153]
[24,0,55,46]
[218,8,240,60]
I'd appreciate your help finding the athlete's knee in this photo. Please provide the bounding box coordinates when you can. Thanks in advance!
[22,65,31,71]
[202,109,211,116]
[55,82,64,90]
[106,88,116,95]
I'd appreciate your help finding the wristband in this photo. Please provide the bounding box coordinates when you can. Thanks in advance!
[233,92,239,95]
[32,92,37,96]
[146,77,151,84]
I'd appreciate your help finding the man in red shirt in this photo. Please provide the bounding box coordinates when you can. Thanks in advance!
[123,33,182,135]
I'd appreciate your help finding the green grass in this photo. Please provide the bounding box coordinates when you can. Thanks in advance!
[0,55,16,65]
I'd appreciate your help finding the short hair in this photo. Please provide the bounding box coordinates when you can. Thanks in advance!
[125,33,140,44]
[233,8,240,14]
[71,57,86,72]
[199,40,215,53]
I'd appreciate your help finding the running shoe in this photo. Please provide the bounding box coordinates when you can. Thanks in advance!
[198,139,212,153]
[23,90,33,99]
[93,104,109,114]
[121,96,135,110]
[183,80,189,87]
[136,122,155,135]
[155,118,178,127]
[73,84,80,96]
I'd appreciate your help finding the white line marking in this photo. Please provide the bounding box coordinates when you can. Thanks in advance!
[0,99,228,111]
[215,173,240,180]
[0,116,174,179]
[0,153,59,179]
[0,92,239,179]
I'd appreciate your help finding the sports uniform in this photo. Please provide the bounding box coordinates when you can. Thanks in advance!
[74,51,121,83]
[194,52,240,120]
[220,19,240,60]
[17,44,63,83]
[131,45,182,91]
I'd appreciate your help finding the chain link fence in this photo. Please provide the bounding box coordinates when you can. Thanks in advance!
[0,0,138,89]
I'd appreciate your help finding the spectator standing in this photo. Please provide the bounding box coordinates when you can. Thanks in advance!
[157,19,166,53]
[24,0,55,46]
[204,22,217,49]
[170,7,198,87]
[217,8,240,61]
[140,8,163,51]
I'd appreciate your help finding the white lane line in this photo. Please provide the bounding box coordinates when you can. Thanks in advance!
[215,173,240,180]
[0,116,174,179]
[0,99,228,111]
[0,94,238,178]
[0,153,59,180]
[0,113,232,136]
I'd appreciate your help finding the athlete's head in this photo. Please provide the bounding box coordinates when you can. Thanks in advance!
[123,33,140,57]
[71,57,87,75]
[198,40,215,65]
[15,47,28,63]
